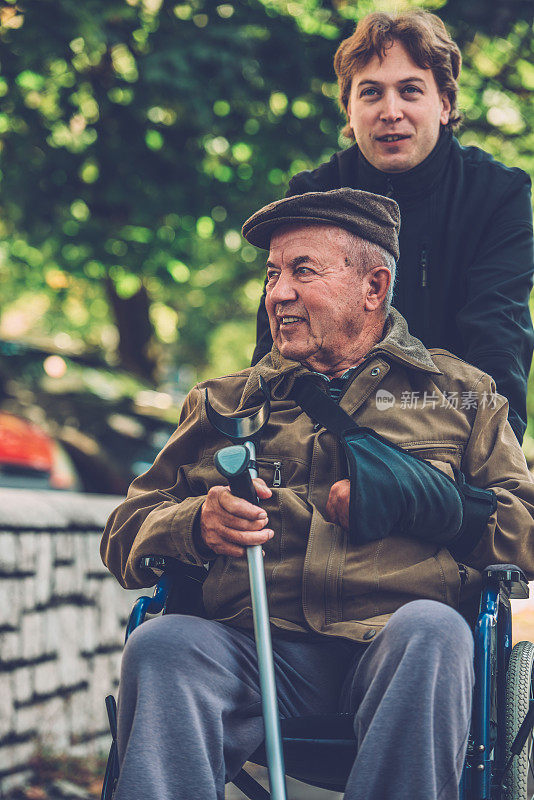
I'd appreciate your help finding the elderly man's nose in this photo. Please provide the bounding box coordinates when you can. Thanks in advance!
[270,273,297,301]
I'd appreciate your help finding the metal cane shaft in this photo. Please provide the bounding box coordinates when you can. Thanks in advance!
[243,442,287,800]
[214,442,287,799]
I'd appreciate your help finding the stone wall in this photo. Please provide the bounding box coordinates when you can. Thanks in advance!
[0,489,144,792]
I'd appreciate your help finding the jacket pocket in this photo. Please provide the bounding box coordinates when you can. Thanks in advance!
[256,457,283,487]
[255,456,311,490]
[401,443,463,476]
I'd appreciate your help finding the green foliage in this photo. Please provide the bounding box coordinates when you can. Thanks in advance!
[0,0,533,390]
[0,0,344,375]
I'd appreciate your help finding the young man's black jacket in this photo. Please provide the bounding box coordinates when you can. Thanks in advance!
[252,129,534,442]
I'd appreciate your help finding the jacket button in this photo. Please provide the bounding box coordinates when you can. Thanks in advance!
[370,367,380,377]
[363,629,376,640]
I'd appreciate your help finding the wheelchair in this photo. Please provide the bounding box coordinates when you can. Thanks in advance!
[101,557,534,800]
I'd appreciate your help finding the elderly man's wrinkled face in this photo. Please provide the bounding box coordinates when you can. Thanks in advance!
[265,224,376,374]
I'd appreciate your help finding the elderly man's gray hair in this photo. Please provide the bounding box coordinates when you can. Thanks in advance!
[343,233,397,315]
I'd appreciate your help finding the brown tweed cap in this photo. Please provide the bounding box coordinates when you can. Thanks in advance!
[242,188,400,260]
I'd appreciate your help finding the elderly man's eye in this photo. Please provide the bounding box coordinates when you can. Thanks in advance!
[266,271,279,281]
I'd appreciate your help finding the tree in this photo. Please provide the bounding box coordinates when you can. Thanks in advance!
[0,0,341,378]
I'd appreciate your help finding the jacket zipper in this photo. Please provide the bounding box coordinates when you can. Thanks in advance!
[420,246,429,289]
[459,564,469,585]
[255,458,283,488]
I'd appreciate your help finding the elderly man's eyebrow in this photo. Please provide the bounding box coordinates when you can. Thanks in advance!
[265,255,312,271]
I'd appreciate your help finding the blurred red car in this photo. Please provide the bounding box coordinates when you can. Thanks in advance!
[0,340,180,494]
[0,411,82,490]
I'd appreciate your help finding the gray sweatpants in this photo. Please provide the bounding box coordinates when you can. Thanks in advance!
[115,600,474,800]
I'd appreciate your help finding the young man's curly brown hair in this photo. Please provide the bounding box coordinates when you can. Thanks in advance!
[334,10,462,139]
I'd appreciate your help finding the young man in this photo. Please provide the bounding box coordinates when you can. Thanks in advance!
[252,10,534,444]
[102,190,534,800]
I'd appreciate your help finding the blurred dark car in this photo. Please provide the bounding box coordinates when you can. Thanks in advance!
[0,410,82,490]
[0,340,183,495]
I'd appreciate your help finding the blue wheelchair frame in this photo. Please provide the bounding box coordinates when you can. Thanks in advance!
[461,565,532,799]
[102,561,533,800]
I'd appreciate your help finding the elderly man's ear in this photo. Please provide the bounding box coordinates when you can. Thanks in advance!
[364,266,391,312]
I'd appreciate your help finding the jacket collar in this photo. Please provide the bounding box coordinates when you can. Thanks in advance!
[339,128,452,201]
[240,309,441,407]
[365,308,441,373]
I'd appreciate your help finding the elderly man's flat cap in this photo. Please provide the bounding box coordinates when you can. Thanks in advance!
[242,188,400,260]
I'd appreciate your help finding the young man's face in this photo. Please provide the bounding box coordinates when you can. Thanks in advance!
[346,40,451,173]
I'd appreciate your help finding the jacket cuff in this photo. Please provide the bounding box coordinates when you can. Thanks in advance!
[169,496,216,566]
[192,512,217,562]
[447,470,498,559]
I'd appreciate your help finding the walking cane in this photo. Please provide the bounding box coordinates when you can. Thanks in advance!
[205,377,288,800]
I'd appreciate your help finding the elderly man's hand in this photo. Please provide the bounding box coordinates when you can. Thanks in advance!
[200,479,274,557]
[325,479,350,530]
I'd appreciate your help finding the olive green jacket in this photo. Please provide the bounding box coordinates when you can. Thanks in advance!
[101,311,534,642]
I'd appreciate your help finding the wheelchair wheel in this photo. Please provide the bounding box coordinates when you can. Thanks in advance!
[504,640,534,800]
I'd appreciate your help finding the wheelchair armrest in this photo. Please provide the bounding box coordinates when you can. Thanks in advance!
[124,555,208,644]
[140,555,181,573]
[125,572,174,642]
[139,555,207,582]
[483,564,529,600]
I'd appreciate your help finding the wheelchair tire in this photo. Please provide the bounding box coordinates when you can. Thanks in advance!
[504,640,534,800]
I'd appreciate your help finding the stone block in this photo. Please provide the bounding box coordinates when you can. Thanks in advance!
[68,691,92,740]
[0,578,21,628]
[87,656,114,730]
[53,564,79,597]
[21,612,43,661]
[1,628,21,663]
[56,606,83,685]
[43,609,60,656]
[0,673,13,739]
[97,580,126,646]
[17,533,37,572]
[21,574,36,613]
[0,531,16,570]
[85,533,106,573]
[0,739,36,781]
[13,666,33,705]
[80,606,97,655]
[14,703,39,738]
[34,660,58,696]
[71,535,85,589]
[34,533,53,606]
[55,533,75,563]
[39,695,70,750]
[0,769,33,794]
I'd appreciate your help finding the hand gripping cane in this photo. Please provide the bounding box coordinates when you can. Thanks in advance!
[205,377,287,800]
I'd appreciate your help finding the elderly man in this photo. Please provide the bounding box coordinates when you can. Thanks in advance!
[102,190,534,800]
[252,10,534,445]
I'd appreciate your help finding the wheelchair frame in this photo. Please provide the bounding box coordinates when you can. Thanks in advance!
[102,561,534,800]
[461,565,533,800]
